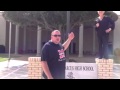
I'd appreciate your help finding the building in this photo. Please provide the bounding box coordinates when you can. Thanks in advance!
[0,12,119,57]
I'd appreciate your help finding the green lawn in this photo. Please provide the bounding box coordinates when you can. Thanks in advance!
[0,57,8,62]
[0,54,8,62]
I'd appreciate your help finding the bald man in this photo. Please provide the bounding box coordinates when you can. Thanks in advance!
[41,30,74,79]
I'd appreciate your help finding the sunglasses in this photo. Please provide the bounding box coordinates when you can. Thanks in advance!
[52,35,61,37]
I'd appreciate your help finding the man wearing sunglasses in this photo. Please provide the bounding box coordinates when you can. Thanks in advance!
[41,30,74,79]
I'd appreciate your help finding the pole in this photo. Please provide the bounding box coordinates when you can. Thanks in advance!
[7,22,12,68]
[15,24,19,55]
[37,26,42,56]
[66,11,70,61]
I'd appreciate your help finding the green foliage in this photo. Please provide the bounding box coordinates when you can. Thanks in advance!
[2,11,118,31]
[114,48,120,56]
[114,48,120,63]
[3,11,31,26]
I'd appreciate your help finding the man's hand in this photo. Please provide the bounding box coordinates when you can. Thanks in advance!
[96,23,99,27]
[106,28,112,33]
[68,32,75,41]
[62,32,75,51]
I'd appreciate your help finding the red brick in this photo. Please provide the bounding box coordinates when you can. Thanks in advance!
[28,57,42,79]
[31,67,39,70]
[102,69,109,72]
[109,74,113,76]
[104,77,111,79]
[99,77,106,79]
[38,71,42,74]
[38,77,42,79]
[29,69,35,72]
[34,65,41,68]
[98,65,103,67]
[101,63,107,65]
[107,67,113,70]
[31,63,39,65]
[34,74,41,76]
[98,72,106,74]
[99,60,104,63]
[102,74,109,77]
[98,69,103,72]
[102,65,109,67]
[106,72,112,74]
[32,72,41,75]
[108,60,113,63]
[98,74,103,77]
[99,67,106,70]
[102,60,107,63]
[109,69,113,72]
[107,76,112,78]
[109,65,113,68]
[32,68,41,70]
[30,77,39,79]
[36,68,41,70]
[28,75,35,77]
[34,70,41,72]
[95,59,99,63]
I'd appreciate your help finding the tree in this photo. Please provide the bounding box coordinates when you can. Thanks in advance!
[2,11,118,60]
[3,11,31,26]
[3,11,118,30]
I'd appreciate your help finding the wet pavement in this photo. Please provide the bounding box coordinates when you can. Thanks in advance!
[0,60,119,79]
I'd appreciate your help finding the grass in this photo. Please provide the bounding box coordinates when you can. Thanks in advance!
[0,54,8,62]
[0,57,8,62]
[0,54,16,62]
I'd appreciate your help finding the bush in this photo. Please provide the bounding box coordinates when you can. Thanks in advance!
[114,48,120,63]
[114,48,120,56]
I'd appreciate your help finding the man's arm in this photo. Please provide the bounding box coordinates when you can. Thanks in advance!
[41,61,53,79]
[108,17,115,31]
[106,17,115,33]
[62,38,72,51]
[62,32,74,51]
[41,45,53,79]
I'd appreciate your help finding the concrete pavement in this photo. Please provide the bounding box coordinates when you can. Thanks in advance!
[0,60,28,79]
[0,60,119,79]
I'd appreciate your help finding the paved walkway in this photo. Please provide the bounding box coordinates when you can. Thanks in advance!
[0,60,119,79]
[0,60,28,79]
[113,64,120,79]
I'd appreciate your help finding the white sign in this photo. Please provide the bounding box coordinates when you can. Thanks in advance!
[65,63,98,79]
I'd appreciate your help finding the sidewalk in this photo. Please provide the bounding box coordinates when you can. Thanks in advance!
[0,60,120,79]
[0,60,28,79]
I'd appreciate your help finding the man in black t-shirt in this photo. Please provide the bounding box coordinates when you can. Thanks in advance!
[41,30,74,79]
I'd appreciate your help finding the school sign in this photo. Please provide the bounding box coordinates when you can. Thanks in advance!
[65,63,98,79]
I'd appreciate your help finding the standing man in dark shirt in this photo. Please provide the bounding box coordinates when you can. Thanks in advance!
[95,11,115,59]
[41,30,74,79]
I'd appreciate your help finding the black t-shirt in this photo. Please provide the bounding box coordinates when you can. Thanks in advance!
[95,16,115,35]
[41,40,66,79]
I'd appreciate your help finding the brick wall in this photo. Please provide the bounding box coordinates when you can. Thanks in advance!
[28,57,41,79]
[96,59,113,79]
